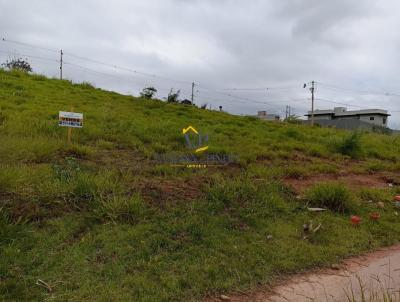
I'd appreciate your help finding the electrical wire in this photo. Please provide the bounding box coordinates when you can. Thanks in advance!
[1,38,59,53]
[4,37,400,115]
[1,37,192,85]
[196,83,306,108]
[195,89,307,114]
[220,85,303,91]
[0,49,59,63]
[315,98,365,109]
[63,61,131,80]
[64,51,192,85]
[316,81,400,98]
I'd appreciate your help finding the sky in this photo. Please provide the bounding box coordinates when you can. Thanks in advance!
[1,0,400,127]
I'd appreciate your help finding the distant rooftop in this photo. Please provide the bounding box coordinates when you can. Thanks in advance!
[305,107,390,117]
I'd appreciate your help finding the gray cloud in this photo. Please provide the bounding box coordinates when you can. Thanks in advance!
[1,0,400,127]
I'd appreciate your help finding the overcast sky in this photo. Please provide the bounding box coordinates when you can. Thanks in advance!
[2,0,400,127]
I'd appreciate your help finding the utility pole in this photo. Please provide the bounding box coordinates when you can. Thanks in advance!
[60,49,63,80]
[285,105,292,119]
[310,81,315,126]
[191,82,195,105]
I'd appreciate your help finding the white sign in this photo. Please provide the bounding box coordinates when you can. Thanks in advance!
[59,111,83,128]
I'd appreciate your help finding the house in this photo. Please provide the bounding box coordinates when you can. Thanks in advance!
[256,111,280,121]
[305,107,390,127]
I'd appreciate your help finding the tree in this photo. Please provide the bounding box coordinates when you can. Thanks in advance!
[140,87,157,99]
[167,88,180,103]
[2,57,32,72]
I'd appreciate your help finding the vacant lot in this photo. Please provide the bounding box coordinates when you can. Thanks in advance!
[1,69,400,301]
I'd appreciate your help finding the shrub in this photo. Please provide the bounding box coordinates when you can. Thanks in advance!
[334,132,363,158]
[167,88,180,103]
[140,87,157,99]
[305,182,358,213]
[2,58,32,72]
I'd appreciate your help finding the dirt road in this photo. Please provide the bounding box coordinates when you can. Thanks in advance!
[215,245,400,302]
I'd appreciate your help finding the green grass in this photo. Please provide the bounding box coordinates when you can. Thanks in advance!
[305,182,359,213]
[333,131,364,159]
[1,69,400,301]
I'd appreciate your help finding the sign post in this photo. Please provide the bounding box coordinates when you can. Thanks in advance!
[58,109,83,143]
[67,126,72,144]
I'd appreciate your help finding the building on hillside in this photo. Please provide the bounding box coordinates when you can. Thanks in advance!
[256,111,280,121]
[305,107,390,128]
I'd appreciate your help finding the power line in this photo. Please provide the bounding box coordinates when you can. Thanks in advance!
[63,60,165,90]
[63,51,192,85]
[220,85,303,91]
[1,37,192,86]
[63,61,197,101]
[211,90,307,99]
[63,61,128,79]
[0,46,153,91]
[195,89,307,114]
[4,37,400,100]
[0,37,326,104]
[198,86,308,104]
[315,98,365,109]
[196,83,308,108]
[1,38,59,53]
[0,49,59,63]
[5,37,400,115]
[1,44,308,111]
[316,81,400,98]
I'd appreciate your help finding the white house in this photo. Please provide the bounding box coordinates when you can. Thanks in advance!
[305,107,390,127]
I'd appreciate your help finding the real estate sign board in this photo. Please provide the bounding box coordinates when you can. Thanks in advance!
[58,111,83,128]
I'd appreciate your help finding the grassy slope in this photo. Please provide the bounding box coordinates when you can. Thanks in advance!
[1,69,400,301]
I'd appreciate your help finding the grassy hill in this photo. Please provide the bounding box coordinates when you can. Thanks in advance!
[1,69,400,301]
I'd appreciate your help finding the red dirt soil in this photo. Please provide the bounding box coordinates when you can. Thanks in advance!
[284,173,392,193]
[139,177,206,205]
